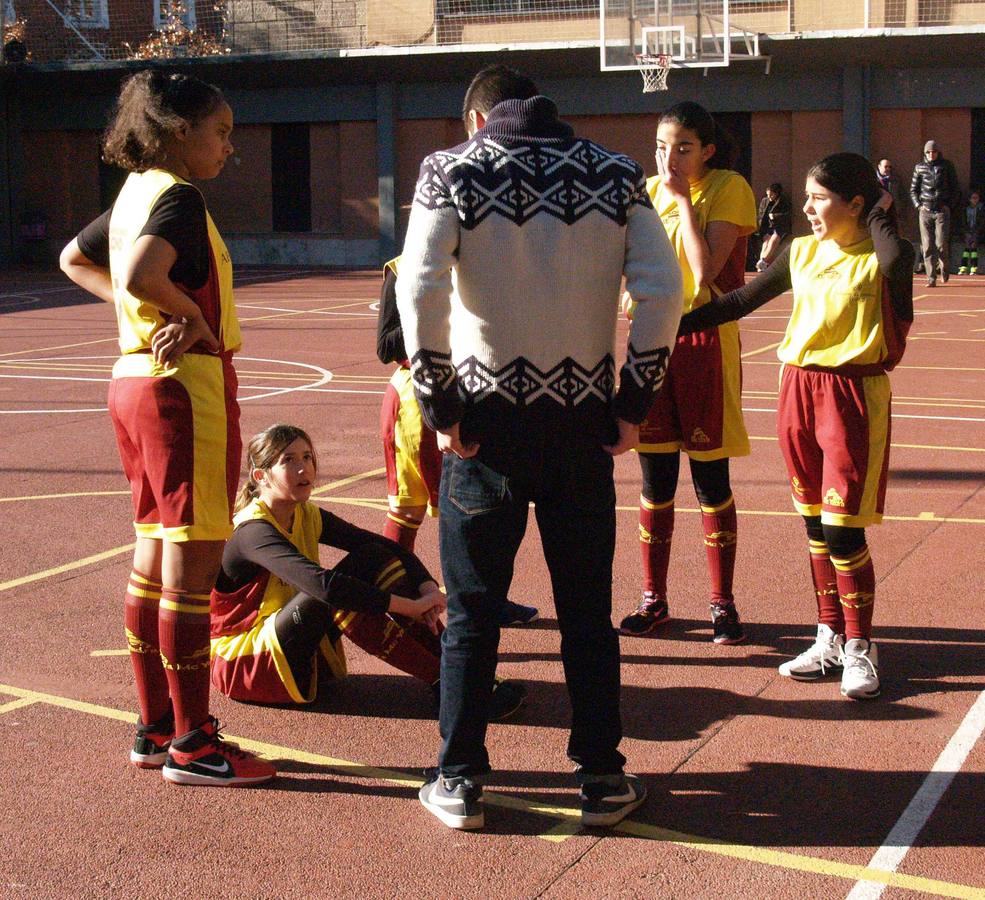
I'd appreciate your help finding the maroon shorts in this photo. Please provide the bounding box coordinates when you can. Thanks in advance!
[109,352,241,542]
[638,322,749,460]
[776,364,891,527]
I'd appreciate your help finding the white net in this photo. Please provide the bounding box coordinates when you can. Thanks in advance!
[3,0,982,67]
[637,53,670,92]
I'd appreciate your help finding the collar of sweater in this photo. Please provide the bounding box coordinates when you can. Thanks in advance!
[478,96,575,143]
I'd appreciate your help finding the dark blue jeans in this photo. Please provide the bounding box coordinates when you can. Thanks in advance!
[436,405,626,779]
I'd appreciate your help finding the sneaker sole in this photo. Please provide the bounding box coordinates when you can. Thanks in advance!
[130,750,168,768]
[419,785,484,830]
[712,633,746,645]
[618,614,670,637]
[779,666,842,681]
[162,767,276,786]
[841,685,881,700]
[582,791,647,827]
[501,612,539,627]
[489,692,525,722]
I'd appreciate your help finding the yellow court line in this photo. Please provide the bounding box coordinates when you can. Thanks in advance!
[90,649,130,657]
[0,682,981,898]
[310,467,387,497]
[745,361,985,373]
[0,337,118,359]
[740,341,781,360]
[748,435,985,454]
[317,496,985,527]
[239,300,372,324]
[609,505,985,525]
[0,489,130,503]
[0,543,136,593]
[910,336,985,343]
[1,470,384,593]
[0,697,38,714]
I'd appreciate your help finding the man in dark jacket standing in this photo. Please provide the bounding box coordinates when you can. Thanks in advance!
[911,140,959,286]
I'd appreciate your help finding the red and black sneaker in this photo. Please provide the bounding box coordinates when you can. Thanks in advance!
[130,708,175,769]
[618,592,670,637]
[710,602,746,645]
[162,717,276,787]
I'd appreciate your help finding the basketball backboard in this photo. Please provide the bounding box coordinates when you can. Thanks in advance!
[600,0,769,73]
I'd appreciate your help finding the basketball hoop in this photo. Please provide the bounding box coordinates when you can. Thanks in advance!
[636,53,671,93]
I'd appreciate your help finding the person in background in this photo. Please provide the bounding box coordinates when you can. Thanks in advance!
[910,140,959,286]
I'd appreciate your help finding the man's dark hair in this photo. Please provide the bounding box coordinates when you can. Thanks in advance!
[462,65,538,128]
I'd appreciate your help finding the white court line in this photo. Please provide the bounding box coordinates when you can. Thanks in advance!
[844,689,985,900]
[239,303,377,318]
[243,385,385,396]
[0,355,333,413]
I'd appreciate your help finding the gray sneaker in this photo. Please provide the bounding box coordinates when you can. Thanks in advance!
[580,773,647,827]
[419,769,484,830]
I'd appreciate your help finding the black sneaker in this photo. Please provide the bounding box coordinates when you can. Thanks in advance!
[130,707,175,769]
[580,773,647,827]
[941,266,950,283]
[489,677,526,721]
[419,768,484,830]
[710,602,745,644]
[497,599,539,627]
[618,592,670,636]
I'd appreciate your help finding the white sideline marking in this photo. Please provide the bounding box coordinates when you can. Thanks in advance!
[844,689,985,900]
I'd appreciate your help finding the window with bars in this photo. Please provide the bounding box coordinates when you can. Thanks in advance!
[153,0,197,31]
[69,0,109,29]
[437,0,596,16]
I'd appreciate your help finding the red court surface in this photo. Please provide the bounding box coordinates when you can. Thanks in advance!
[1,266,983,899]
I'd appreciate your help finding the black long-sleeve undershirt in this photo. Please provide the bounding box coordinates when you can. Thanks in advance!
[216,508,435,615]
[376,266,406,365]
[678,207,915,335]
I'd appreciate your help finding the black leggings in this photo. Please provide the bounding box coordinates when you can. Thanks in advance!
[639,451,732,508]
[273,542,426,689]
[801,515,866,557]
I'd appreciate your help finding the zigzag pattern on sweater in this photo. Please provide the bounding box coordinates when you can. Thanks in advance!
[414,137,652,229]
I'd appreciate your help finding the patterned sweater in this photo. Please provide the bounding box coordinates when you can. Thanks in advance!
[396,96,682,431]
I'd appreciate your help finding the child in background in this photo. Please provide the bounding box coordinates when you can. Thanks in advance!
[59,70,274,785]
[957,190,983,274]
[211,424,526,719]
[377,258,539,627]
[619,101,757,645]
[677,152,913,699]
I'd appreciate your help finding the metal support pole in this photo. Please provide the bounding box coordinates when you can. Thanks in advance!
[376,81,397,266]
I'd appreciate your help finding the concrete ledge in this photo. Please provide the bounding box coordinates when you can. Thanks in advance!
[225,236,379,267]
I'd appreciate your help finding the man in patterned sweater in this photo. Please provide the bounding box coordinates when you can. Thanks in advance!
[398,66,682,831]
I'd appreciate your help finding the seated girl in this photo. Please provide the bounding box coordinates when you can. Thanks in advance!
[210,424,524,718]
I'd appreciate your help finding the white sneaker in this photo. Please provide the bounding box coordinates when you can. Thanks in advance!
[778,624,844,680]
[841,638,880,700]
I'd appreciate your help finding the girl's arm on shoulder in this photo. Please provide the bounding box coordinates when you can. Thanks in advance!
[867,203,914,322]
[678,245,793,335]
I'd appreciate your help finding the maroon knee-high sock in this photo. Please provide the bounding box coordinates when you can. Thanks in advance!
[158,588,212,736]
[334,609,441,683]
[124,570,170,726]
[808,539,843,631]
[383,511,421,552]
[831,546,876,640]
[701,495,737,604]
[639,495,674,598]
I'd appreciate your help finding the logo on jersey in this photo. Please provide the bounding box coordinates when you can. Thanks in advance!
[791,476,806,495]
[842,287,875,305]
[690,427,711,445]
[815,265,842,280]
[824,487,846,508]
